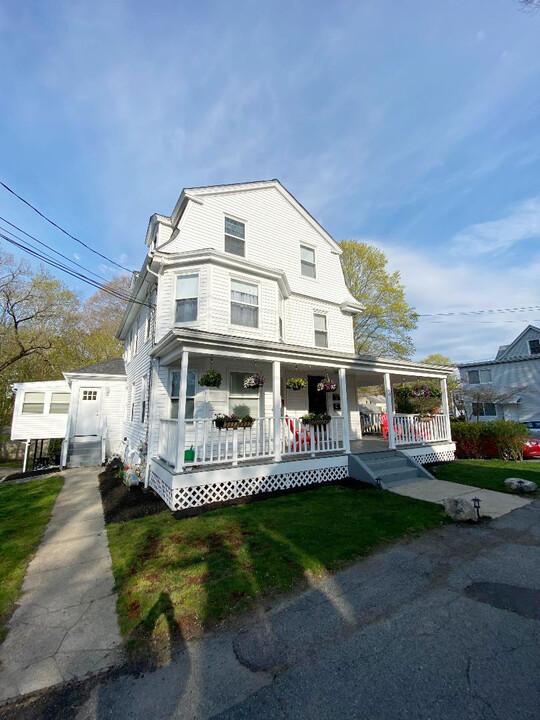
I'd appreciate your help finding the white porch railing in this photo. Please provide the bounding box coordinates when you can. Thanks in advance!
[158,419,178,466]
[185,417,274,466]
[393,413,448,445]
[360,412,383,435]
[281,416,344,456]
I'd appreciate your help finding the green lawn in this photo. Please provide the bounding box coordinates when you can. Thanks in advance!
[0,461,22,471]
[436,459,540,496]
[0,476,63,642]
[107,485,447,650]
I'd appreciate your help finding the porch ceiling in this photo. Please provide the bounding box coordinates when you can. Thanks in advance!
[152,328,453,380]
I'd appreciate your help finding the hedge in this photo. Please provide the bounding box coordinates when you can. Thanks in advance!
[450,420,529,460]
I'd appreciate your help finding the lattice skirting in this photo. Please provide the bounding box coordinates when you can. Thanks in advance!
[157,464,349,511]
[407,449,455,465]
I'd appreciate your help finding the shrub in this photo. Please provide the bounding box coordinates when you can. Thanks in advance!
[394,384,442,415]
[451,420,529,460]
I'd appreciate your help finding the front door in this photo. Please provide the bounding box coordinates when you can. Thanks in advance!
[75,388,101,436]
[308,376,328,415]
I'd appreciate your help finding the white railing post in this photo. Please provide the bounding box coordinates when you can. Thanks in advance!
[338,368,351,454]
[440,377,452,441]
[174,350,189,473]
[383,373,396,450]
[273,361,281,461]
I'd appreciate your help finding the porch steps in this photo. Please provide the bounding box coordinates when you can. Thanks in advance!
[348,449,434,489]
[67,437,102,468]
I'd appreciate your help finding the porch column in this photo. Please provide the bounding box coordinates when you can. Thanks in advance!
[174,350,189,473]
[273,361,281,461]
[338,368,351,454]
[383,373,396,450]
[22,438,30,473]
[440,377,452,441]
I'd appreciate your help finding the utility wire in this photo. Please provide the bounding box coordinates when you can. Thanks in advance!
[418,304,540,317]
[0,180,135,273]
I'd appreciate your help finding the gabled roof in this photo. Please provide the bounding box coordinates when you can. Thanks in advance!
[68,358,126,376]
[169,179,343,255]
[495,324,540,361]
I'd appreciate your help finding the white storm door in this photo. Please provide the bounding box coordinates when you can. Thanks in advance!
[76,388,101,435]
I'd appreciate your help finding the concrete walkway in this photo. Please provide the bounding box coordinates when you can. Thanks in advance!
[390,478,531,518]
[0,468,122,702]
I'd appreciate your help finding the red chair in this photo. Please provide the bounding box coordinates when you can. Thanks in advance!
[381,413,389,440]
[285,416,312,452]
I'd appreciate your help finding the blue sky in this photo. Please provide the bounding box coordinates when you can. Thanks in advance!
[1,0,539,362]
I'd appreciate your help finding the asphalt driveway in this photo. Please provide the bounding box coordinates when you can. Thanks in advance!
[1,500,539,720]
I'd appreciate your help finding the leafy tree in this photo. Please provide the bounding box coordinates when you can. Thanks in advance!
[420,353,453,367]
[340,240,418,358]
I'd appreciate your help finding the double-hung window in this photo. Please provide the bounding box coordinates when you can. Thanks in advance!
[175,274,199,323]
[231,279,258,328]
[50,392,70,414]
[314,313,328,348]
[229,372,259,417]
[472,402,497,417]
[22,392,45,414]
[300,245,316,278]
[468,369,491,384]
[224,217,245,257]
[529,339,540,355]
[170,370,196,420]
[141,376,148,423]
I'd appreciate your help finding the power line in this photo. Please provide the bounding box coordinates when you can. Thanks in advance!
[0,232,151,308]
[0,180,135,273]
[418,304,540,317]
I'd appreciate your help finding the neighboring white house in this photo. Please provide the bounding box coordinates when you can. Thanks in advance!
[10,179,456,507]
[457,325,540,423]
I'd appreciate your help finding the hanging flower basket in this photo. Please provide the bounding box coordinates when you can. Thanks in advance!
[301,413,332,426]
[199,370,222,388]
[214,413,254,429]
[317,376,337,392]
[286,377,307,391]
[244,373,265,389]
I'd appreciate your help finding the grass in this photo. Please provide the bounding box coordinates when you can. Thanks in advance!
[436,459,540,497]
[0,461,23,470]
[106,485,447,650]
[0,476,63,642]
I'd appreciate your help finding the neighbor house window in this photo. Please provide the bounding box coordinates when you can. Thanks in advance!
[229,372,259,416]
[50,392,70,414]
[468,369,491,384]
[472,402,497,417]
[175,274,199,323]
[224,217,245,257]
[170,370,196,420]
[314,314,328,348]
[300,245,316,278]
[22,392,45,414]
[231,279,258,327]
[529,339,540,355]
[140,376,148,424]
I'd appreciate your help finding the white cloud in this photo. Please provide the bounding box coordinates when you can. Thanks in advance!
[451,196,540,256]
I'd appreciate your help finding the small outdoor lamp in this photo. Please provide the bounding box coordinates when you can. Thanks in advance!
[472,497,481,520]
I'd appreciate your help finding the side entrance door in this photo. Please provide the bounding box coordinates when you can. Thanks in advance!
[308,376,328,415]
[75,388,101,436]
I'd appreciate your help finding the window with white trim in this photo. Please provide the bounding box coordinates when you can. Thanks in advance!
[170,370,196,420]
[472,402,497,417]
[231,279,258,327]
[22,392,45,414]
[314,313,328,348]
[229,372,259,416]
[175,274,199,323]
[468,369,491,384]
[141,376,148,423]
[144,309,151,341]
[224,217,245,257]
[529,339,540,355]
[50,392,70,414]
[300,245,316,278]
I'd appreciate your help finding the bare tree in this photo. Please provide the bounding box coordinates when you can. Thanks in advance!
[453,382,526,421]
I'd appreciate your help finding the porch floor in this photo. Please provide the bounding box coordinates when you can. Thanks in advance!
[351,437,388,454]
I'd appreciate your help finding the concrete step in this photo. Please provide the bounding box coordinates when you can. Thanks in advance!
[377,467,420,482]
[366,457,410,471]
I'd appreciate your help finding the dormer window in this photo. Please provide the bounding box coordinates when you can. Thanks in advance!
[529,339,540,355]
[175,274,199,323]
[301,245,316,278]
[225,217,245,257]
[231,279,258,327]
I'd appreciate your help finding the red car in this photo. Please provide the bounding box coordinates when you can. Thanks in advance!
[523,437,540,459]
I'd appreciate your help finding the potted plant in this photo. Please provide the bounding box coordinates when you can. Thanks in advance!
[301,412,332,426]
[286,377,307,391]
[244,373,265,389]
[317,376,337,392]
[199,369,222,388]
[214,413,254,429]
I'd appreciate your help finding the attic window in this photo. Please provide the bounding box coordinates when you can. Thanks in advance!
[529,339,540,355]
[224,217,245,257]
[301,245,316,278]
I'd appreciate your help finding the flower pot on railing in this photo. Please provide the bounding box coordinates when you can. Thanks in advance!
[244,373,265,389]
[301,413,332,426]
[214,414,254,430]
[286,377,307,391]
[199,370,222,388]
[317,376,337,392]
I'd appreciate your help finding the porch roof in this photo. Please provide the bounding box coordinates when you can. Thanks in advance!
[151,328,454,381]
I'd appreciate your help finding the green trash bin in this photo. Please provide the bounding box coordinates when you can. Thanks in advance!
[184,446,195,462]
